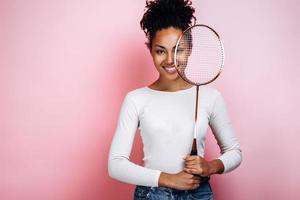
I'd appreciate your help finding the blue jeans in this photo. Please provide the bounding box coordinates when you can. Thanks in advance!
[133,181,213,200]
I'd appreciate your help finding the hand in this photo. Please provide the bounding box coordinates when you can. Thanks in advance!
[158,171,201,190]
[183,155,212,177]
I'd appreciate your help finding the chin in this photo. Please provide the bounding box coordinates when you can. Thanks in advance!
[162,73,180,81]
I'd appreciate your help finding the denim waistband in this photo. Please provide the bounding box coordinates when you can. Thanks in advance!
[134,178,213,200]
[136,176,210,194]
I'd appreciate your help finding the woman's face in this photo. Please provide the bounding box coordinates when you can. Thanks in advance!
[150,27,183,81]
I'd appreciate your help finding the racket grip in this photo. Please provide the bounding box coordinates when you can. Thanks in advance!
[189,149,210,183]
[190,149,197,156]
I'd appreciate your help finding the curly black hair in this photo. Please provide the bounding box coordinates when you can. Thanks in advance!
[140,0,196,49]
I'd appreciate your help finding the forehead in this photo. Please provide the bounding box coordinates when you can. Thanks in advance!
[152,27,183,48]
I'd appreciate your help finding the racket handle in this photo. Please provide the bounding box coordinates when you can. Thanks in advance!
[189,141,210,183]
[190,139,197,155]
[190,148,197,155]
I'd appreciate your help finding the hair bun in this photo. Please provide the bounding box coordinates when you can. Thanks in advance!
[140,0,197,49]
[146,0,196,25]
[145,0,196,26]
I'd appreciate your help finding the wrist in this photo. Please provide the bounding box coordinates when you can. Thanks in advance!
[208,159,224,175]
[158,172,172,187]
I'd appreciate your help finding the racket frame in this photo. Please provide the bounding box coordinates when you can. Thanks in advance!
[174,24,225,177]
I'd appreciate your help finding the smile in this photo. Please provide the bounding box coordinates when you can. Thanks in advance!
[163,66,177,74]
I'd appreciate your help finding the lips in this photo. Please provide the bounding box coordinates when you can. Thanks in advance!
[163,66,177,74]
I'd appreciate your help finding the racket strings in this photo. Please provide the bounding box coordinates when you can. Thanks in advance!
[176,26,224,85]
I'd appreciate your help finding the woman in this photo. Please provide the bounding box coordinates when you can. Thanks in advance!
[108,0,242,199]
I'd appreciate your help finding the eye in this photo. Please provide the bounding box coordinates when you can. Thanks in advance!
[177,48,184,52]
[156,50,165,55]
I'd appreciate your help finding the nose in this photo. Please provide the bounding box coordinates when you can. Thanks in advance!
[165,51,174,65]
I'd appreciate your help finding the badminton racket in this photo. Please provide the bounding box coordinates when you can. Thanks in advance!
[174,24,224,181]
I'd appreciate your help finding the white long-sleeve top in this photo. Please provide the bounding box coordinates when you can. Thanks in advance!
[108,85,242,187]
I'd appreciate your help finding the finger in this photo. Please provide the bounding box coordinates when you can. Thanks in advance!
[185,166,199,171]
[184,168,196,174]
[192,178,200,184]
[184,168,202,175]
[188,178,200,186]
[191,183,200,190]
[185,162,201,168]
[185,155,205,162]
[185,159,195,163]
[184,155,198,161]
[185,162,200,167]
[184,167,199,172]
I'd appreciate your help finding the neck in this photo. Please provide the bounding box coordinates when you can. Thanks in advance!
[149,76,193,92]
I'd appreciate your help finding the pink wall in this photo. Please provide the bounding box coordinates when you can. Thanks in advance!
[1,0,299,199]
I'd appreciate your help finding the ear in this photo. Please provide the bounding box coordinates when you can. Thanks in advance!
[146,41,151,50]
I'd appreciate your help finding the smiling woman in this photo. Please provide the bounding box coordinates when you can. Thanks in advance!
[108,0,242,199]
[140,0,197,92]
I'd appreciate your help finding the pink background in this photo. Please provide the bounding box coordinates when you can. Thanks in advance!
[1,0,299,199]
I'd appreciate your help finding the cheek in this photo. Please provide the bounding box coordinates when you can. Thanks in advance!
[152,55,164,66]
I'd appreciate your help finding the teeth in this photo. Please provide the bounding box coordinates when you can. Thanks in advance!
[164,67,176,73]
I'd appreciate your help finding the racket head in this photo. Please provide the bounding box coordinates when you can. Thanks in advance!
[174,24,225,86]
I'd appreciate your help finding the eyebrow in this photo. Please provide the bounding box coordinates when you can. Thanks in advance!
[154,44,177,49]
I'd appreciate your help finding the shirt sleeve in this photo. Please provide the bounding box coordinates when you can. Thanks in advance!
[108,93,162,186]
[209,91,242,173]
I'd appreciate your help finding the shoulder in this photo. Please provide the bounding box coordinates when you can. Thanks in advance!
[122,86,151,110]
[200,86,227,114]
[200,85,222,100]
[126,86,147,96]
[125,86,149,101]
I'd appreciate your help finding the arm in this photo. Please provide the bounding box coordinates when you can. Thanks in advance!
[108,94,161,187]
[209,91,242,173]
[183,91,241,176]
[109,93,202,189]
